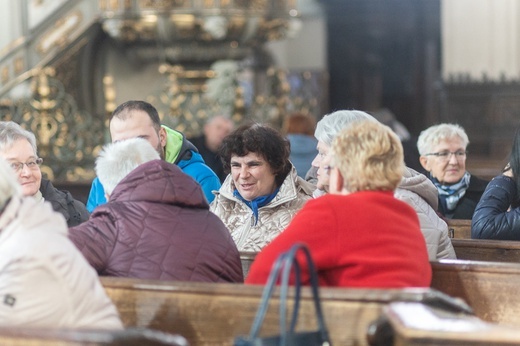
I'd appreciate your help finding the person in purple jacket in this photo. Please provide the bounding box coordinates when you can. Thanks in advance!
[69,137,243,283]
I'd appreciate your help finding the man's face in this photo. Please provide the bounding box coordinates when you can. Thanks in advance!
[204,116,234,152]
[109,110,166,159]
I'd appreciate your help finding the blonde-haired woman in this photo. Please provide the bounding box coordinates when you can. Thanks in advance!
[247,120,431,288]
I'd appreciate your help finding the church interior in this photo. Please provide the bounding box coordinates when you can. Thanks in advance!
[0,0,517,194]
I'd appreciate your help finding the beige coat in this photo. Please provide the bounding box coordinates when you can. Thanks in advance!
[395,167,456,260]
[211,167,314,251]
[0,197,123,329]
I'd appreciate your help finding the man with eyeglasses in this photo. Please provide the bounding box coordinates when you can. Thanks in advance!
[418,123,489,219]
[0,121,89,227]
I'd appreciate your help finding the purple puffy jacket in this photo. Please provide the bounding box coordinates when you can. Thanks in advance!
[69,160,243,283]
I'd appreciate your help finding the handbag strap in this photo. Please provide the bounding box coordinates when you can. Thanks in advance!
[279,247,302,345]
[247,252,288,338]
[280,243,331,344]
[247,243,331,345]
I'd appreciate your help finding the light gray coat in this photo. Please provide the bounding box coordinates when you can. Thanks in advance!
[395,167,457,260]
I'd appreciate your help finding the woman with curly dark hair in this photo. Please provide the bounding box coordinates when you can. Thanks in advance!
[211,123,314,252]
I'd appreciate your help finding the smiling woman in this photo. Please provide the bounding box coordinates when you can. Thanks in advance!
[210,123,315,252]
[0,121,89,227]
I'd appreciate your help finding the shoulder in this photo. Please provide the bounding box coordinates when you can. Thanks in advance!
[469,174,490,191]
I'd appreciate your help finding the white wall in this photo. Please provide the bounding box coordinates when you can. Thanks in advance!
[442,0,520,80]
[266,0,327,70]
[0,0,23,53]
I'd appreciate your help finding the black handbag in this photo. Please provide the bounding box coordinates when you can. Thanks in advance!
[234,243,332,346]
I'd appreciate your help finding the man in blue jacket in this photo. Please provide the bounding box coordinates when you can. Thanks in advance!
[86,100,220,212]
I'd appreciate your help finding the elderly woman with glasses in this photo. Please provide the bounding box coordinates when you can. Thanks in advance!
[418,123,488,219]
[0,122,89,227]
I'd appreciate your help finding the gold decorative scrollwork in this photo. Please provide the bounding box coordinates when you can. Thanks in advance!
[1,67,104,182]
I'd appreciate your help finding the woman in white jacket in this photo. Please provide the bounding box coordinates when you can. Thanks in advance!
[0,158,122,329]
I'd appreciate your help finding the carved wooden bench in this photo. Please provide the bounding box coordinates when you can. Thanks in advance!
[452,238,520,263]
[100,277,467,346]
[0,327,188,346]
[368,302,520,346]
[431,259,520,326]
[447,219,472,239]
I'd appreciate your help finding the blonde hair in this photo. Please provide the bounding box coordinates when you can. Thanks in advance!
[331,120,404,193]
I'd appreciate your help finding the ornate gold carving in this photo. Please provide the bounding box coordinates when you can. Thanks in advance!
[1,67,9,85]
[13,57,24,75]
[103,75,117,115]
[1,67,104,182]
[36,11,82,55]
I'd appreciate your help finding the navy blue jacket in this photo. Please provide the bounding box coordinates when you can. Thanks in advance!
[472,175,520,240]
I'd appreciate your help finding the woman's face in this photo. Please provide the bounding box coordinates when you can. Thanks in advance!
[311,140,331,191]
[231,152,277,201]
[0,139,42,196]
[420,137,467,185]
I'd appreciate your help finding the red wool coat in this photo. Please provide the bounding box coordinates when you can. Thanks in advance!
[246,191,431,288]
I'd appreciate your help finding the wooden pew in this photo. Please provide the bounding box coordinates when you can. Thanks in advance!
[447,219,472,239]
[368,302,520,346]
[101,277,469,346]
[0,328,188,346]
[452,238,520,263]
[430,259,520,326]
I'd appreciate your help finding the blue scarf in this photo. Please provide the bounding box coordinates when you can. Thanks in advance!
[431,172,470,216]
[233,188,280,225]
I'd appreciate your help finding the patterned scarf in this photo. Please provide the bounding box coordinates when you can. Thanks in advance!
[431,172,471,216]
[234,188,280,226]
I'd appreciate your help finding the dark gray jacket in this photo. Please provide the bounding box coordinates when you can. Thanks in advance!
[40,179,89,227]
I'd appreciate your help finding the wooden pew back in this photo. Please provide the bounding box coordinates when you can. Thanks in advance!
[431,259,520,326]
[0,328,188,346]
[447,219,472,239]
[101,277,465,346]
[372,302,520,346]
[452,238,520,263]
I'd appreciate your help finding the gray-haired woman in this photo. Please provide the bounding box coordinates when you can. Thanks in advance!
[418,123,488,219]
[0,121,89,226]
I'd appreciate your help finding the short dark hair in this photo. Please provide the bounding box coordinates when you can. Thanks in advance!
[111,100,161,131]
[219,123,291,187]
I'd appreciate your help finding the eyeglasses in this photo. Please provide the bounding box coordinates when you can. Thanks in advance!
[10,158,43,172]
[425,150,467,161]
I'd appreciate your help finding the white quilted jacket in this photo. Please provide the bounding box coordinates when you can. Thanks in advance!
[211,167,314,251]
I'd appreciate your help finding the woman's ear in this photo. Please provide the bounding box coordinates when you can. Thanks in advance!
[419,156,430,172]
[330,168,345,195]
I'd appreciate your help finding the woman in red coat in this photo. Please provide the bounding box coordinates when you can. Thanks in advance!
[246,120,431,288]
